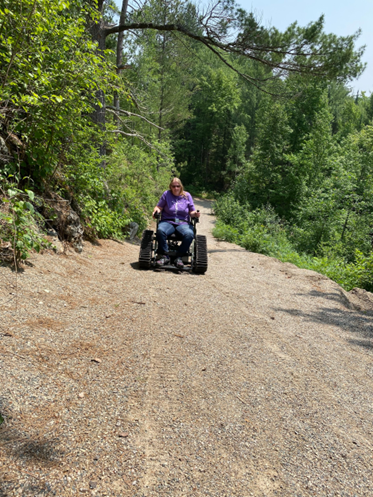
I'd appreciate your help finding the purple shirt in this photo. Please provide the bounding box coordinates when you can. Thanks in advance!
[157,190,195,225]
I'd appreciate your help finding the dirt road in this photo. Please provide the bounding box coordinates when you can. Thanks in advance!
[1,199,373,496]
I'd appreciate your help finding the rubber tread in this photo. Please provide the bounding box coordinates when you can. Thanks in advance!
[139,230,153,268]
[193,235,208,274]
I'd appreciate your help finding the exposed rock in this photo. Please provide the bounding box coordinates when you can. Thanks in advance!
[0,132,25,163]
[129,222,139,240]
[0,241,14,263]
[41,192,84,253]
[64,209,83,253]
[6,132,23,150]
[45,230,64,254]
[348,287,373,312]
[0,136,10,164]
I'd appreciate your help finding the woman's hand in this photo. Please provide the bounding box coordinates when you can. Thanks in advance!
[190,210,200,218]
[152,206,162,218]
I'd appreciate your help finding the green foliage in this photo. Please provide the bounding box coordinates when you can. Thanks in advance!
[213,197,288,255]
[236,101,294,214]
[0,0,117,181]
[0,188,49,263]
[213,115,373,292]
[225,124,249,183]
[123,0,201,140]
[175,63,242,189]
[213,213,373,292]
[61,138,174,238]
[108,140,174,225]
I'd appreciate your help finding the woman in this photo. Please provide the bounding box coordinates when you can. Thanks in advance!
[152,178,200,268]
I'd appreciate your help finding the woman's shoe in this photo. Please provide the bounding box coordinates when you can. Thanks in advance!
[174,257,184,268]
[156,254,170,266]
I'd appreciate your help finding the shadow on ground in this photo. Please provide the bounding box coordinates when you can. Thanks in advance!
[0,397,63,496]
[273,288,373,351]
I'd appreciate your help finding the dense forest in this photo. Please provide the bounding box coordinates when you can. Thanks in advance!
[1,0,372,290]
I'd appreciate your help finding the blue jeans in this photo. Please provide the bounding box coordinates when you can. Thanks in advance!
[156,222,194,256]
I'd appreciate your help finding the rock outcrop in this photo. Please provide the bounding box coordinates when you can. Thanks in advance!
[41,192,84,252]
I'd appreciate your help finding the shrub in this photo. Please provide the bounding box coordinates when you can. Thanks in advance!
[0,188,49,264]
[213,194,373,292]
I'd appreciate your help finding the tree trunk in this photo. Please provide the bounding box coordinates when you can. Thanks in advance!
[114,0,129,127]
[89,1,107,164]
[158,32,167,141]
[341,208,351,241]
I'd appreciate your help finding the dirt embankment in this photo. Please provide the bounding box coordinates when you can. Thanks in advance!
[1,199,373,496]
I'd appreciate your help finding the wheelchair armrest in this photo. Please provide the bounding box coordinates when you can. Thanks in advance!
[191,210,200,226]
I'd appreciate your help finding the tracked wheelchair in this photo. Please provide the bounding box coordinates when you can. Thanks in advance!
[138,211,208,273]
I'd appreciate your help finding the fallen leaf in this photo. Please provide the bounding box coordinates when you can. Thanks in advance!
[91,358,101,363]
[174,334,184,338]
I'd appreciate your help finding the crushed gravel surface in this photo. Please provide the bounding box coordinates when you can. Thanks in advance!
[1,199,373,496]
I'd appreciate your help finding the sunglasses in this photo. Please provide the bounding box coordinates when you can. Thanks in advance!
[171,184,181,188]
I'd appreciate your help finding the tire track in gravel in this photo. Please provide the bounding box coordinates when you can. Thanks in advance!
[131,261,285,495]
[134,293,199,496]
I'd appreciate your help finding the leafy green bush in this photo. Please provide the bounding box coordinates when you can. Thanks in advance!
[60,138,174,239]
[108,140,174,230]
[1,188,49,264]
[342,251,373,292]
[1,0,117,182]
[213,194,373,292]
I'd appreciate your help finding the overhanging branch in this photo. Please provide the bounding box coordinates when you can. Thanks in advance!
[103,21,345,83]
[106,106,164,130]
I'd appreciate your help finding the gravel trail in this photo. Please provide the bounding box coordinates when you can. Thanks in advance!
[1,199,373,496]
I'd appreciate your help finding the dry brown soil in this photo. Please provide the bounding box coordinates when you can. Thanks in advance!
[1,199,373,497]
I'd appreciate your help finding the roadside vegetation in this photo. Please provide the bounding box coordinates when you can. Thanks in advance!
[211,90,373,292]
